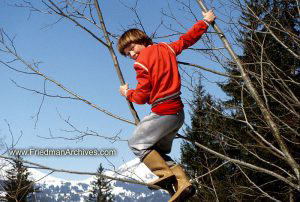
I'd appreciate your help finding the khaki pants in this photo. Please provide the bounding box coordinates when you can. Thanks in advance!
[128,110,184,166]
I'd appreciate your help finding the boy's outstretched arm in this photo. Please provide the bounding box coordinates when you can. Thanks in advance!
[168,10,216,55]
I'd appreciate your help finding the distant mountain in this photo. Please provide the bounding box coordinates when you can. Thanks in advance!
[0,158,170,201]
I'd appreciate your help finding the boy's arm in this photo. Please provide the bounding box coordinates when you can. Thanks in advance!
[121,64,151,104]
[168,10,216,55]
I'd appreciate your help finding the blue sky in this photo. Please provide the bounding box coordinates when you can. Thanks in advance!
[0,0,229,180]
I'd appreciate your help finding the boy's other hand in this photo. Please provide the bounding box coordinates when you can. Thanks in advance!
[202,10,216,24]
[120,83,129,97]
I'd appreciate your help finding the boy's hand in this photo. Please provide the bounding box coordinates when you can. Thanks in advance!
[120,83,129,97]
[202,10,216,24]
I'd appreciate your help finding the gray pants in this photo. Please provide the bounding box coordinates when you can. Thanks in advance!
[128,110,184,166]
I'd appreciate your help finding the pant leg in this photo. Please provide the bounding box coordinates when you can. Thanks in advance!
[154,111,185,166]
[128,110,185,161]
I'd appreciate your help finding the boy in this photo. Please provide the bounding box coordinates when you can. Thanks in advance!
[118,10,216,202]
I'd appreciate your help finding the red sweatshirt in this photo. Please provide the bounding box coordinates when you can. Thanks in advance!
[126,20,209,115]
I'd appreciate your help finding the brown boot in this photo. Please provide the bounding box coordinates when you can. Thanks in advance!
[143,150,176,189]
[168,164,195,202]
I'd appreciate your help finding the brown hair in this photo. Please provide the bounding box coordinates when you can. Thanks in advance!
[118,29,153,56]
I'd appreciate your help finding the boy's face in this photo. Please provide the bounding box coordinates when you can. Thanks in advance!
[124,43,146,60]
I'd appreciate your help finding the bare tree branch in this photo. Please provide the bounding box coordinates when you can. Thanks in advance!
[196,0,300,180]
[94,0,140,124]
[0,155,161,189]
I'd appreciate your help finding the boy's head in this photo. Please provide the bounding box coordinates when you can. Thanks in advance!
[118,29,153,57]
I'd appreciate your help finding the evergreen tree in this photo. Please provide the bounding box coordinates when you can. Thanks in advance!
[3,156,37,202]
[181,81,244,201]
[88,164,114,202]
[181,0,299,201]
[220,1,300,200]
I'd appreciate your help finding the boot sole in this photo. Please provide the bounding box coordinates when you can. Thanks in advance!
[148,175,176,190]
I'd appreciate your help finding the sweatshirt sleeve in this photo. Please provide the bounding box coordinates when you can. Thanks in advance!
[168,20,209,55]
[126,62,151,104]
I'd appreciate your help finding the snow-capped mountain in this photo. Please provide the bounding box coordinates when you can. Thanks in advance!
[0,158,170,202]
